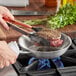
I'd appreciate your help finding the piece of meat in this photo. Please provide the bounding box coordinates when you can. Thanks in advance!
[37,27,61,40]
[36,27,63,47]
[50,39,63,47]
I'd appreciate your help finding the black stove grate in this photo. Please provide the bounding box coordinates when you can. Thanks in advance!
[12,38,76,76]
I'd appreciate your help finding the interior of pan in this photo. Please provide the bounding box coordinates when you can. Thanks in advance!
[18,33,72,54]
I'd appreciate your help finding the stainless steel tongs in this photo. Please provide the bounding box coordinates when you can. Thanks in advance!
[3,17,50,46]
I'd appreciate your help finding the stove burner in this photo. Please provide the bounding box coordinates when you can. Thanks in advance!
[28,57,51,70]
[28,57,64,70]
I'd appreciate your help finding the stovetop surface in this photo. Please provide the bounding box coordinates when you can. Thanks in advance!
[12,38,76,76]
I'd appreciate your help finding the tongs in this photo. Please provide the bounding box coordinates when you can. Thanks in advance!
[3,17,50,46]
[3,17,42,32]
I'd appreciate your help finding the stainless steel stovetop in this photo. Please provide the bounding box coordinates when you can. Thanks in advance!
[11,38,76,76]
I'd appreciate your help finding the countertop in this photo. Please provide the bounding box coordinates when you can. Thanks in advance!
[0,65,17,76]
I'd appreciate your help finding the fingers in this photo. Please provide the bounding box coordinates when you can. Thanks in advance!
[0,63,4,68]
[0,6,14,20]
[0,62,4,68]
[9,58,16,64]
[0,41,18,68]
[0,6,14,30]
[0,56,17,68]
[5,61,10,67]
[0,59,16,68]
[0,15,9,30]
[0,56,5,68]
[5,10,14,20]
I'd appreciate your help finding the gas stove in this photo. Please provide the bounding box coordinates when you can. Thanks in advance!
[12,38,76,76]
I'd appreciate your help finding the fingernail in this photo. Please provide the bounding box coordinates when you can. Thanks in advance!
[6,62,10,66]
[0,65,4,69]
[11,60,15,64]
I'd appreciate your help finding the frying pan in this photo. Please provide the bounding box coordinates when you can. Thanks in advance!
[18,33,72,59]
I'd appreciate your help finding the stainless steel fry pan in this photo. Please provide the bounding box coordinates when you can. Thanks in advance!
[18,33,72,59]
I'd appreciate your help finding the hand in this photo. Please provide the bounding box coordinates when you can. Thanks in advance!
[0,6,14,30]
[0,41,17,68]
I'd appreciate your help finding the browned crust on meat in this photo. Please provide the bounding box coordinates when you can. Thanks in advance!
[37,27,61,40]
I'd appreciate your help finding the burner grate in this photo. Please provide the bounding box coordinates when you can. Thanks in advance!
[12,38,76,76]
[12,49,76,76]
